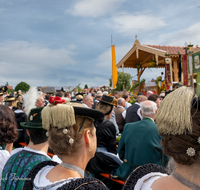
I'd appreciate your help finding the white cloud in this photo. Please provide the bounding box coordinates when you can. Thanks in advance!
[66,0,126,17]
[0,41,77,87]
[155,22,200,46]
[0,41,76,67]
[112,13,166,36]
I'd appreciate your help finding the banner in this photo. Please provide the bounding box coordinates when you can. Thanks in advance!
[196,71,200,98]
[165,58,172,91]
[178,54,182,82]
[182,54,188,86]
[111,45,118,89]
[192,51,200,74]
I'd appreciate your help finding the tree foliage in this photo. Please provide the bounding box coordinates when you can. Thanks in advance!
[110,72,132,91]
[15,82,30,92]
[84,84,88,89]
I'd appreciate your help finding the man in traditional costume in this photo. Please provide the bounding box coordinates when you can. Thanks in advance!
[113,98,126,133]
[0,92,4,105]
[125,95,147,124]
[114,100,168,180]
[0,86,8,105]
[4,95,15,110]
[1,107,51,189]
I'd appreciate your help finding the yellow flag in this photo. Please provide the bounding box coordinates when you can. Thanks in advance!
[111,45,118,88]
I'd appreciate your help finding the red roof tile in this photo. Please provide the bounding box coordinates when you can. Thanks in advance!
[144,45,186,55]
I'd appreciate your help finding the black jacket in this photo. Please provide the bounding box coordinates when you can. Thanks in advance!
[96,119,117,154]
[125,103,141,124]
[14,111,29,146]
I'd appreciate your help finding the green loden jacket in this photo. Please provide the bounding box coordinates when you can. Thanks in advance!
[115,117,168,180]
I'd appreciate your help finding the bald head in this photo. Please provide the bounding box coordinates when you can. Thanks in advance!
[146,91,153,98]
[82,95,94,108]
[136,95,147,103]
[118,98,126,108]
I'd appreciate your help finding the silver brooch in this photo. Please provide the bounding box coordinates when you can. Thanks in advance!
[198,137,200,144]
[30,115,33,121]
[186,147,195,156]
[69,138,74,144]
[46,131,49,137]
[63,129,68,134]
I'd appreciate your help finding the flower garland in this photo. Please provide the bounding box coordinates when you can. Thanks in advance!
[148,60,157,68]
[136,62,142,69]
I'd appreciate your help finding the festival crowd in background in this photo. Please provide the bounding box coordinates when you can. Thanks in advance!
[0,85,200,190]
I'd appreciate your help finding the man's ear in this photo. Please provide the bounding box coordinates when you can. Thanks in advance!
[26,129,30,136]
[140,110,142,116]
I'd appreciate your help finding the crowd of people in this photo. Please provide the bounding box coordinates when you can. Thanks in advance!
[0,85,200,190]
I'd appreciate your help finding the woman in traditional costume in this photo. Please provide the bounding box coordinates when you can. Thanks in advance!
[23,101,108,190]
[0,105,18,186]
[123,86,200,190]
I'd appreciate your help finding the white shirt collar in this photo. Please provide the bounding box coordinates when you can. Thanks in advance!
[117,105,125,109]
[82,103,89,108]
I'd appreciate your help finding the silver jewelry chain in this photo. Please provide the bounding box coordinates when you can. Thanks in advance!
[172,171,200,190]
[60,162,84,178]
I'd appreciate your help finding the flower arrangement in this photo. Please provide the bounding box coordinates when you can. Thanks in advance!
[155,76,162,86]
[160,81,166,91]
[136,62,142,69]
[49,96,66,105]
[129,92,137,105]
[148,60,157,68]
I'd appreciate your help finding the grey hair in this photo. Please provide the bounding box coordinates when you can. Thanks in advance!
[136,95,147,102]
[103,91,108,95]
[140,100,157,115]
[118,98,125,106]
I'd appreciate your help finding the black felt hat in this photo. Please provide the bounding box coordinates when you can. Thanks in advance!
[0,86,8,93]
[75,92,86,101]
[99,95,118,106]
[4,95,15,102]
[72,103,104,121]
[42,103,104,130]
[20,107,44,129]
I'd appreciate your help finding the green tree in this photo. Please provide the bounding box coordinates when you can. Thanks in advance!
[84,84,88,89]
[7,89,15,95]
[109,72,132,91]
[15,82,30,92]
[5,82,9,86]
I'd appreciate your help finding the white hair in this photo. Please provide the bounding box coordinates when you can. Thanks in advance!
[97,91,103,95]
[38,91,43,96]
[102,91,108,95]
[140,100,157,116]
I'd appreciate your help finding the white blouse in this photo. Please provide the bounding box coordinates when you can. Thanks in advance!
[134,172,168,190]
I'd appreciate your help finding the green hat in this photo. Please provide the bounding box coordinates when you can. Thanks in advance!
[20,107,44,129]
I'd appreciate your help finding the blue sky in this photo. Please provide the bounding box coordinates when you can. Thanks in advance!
[0,0,200,88]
